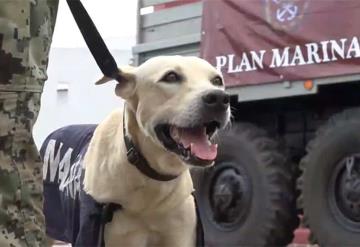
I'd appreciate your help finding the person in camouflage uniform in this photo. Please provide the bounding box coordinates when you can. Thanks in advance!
[0,1,59,246]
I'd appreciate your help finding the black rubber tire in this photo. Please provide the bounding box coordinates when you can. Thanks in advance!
[298,108,360,246]
[192,123,298,246]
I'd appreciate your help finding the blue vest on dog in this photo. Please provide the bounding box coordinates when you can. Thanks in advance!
[41,125,203,247]
[41,125,103,245]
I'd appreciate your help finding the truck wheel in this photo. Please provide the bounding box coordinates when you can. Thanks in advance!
[298,108,360,246]
[193,123,298,246]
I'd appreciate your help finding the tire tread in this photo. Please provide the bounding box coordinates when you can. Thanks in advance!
[221,123,299,245]
[297,107,360,244]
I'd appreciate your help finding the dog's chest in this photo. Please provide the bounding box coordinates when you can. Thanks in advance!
[118,183,177,212]
[104,211,161,246]
[102,168,193,213]
[104,195,197,247]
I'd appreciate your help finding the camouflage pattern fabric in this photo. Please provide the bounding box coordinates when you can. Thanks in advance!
[0,1,59,246]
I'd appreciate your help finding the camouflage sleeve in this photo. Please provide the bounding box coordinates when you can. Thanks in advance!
[0,0,59,246]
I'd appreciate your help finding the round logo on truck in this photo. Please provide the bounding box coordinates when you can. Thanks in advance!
[264,0,310,31]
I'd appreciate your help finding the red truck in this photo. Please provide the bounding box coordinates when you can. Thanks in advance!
[133,0,360,246]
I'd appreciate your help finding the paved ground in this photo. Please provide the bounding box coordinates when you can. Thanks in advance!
[53,243,316,247]
[53,243,317,247]
[52,227,317,246]
[53,240,318,246]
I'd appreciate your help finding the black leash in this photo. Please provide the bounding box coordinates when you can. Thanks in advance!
[66,0,121,82]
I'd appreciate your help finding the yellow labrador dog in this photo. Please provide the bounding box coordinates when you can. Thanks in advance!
[41,55,230,246]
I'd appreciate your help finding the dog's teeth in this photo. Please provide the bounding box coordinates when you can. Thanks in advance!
[170,126,180,141]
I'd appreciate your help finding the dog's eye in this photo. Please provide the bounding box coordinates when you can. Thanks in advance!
[211,76,223,86]
[161,71,181,83]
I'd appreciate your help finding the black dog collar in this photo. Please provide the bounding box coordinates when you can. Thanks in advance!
[123,109,178,182]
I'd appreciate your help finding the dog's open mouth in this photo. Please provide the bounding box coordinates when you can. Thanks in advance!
[155,121,220,166]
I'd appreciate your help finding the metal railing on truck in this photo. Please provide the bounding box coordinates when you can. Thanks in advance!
[133,0,202,66]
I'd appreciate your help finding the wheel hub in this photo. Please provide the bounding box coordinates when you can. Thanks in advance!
[331,154,360,227]
[210,164,251,227]
[337,155,360,221]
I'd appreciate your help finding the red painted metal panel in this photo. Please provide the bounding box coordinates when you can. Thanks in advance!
[201,0,360,87]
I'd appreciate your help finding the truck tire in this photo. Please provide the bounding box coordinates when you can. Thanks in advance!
[298,108,360,246]
[192,123,298,246]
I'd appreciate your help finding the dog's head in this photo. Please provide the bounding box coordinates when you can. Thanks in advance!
[97,56,230,167]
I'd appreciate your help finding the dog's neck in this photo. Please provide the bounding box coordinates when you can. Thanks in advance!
[83,107,192,209]
[124,105,188,177]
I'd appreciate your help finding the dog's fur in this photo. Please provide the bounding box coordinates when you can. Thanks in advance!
[77,56,229,246]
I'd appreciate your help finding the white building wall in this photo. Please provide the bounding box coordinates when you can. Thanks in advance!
[33,47,131,148]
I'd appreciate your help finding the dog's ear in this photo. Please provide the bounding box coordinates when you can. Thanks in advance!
[95,76,113,85]
[95,66,136,99]
[95,66,135,85]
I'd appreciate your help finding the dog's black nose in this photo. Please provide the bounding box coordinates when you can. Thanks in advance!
[202,90,230,111]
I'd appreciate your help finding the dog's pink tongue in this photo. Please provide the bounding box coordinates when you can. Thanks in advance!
[179,127,217,161]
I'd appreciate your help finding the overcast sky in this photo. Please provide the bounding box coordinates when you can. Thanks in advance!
[52,1,137,49]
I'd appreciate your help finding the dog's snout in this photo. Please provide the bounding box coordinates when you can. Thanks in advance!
[202,90,230,111]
